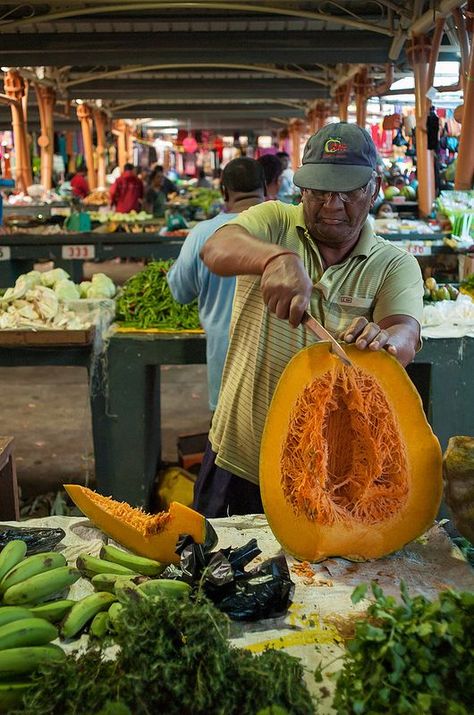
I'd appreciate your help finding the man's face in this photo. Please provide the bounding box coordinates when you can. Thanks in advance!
[302,175,380,247]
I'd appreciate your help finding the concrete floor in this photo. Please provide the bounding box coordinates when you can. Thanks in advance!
[0,260,212,506]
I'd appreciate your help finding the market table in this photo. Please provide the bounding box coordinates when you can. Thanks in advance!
[3,513,473,712]
[93,331,474,508]
[0,232,185,286]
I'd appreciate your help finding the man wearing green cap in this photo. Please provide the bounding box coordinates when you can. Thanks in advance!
[195,122,424,517]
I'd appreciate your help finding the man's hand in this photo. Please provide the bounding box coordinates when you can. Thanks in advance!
[260,254,313,328]
[340,317,397,356]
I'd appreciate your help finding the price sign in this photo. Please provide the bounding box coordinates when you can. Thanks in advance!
[0,246,11,261]
[61,244,95,260]
[406,241,432,256]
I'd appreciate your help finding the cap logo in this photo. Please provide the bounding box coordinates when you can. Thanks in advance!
[324,137,348,155]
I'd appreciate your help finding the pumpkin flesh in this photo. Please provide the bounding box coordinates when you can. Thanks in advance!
[260,344,443,562]
[64,485,206,564]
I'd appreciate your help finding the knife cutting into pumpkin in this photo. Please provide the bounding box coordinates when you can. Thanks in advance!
[301,310,352,367]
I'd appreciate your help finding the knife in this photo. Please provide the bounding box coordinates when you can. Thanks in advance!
[301,310,352,367]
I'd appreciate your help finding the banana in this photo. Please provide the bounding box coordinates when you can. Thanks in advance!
[30,599,75,623]
[0,617,57,650]
[3,566,80,606]
[89,611,109,639]
[0,551,66,593]
[61,591,117,640]
[0,644,65,676]
[138,579,191,598]
[107,602,123,629]
[0,539,27,582]
[76,554,135,578]
[0,606,33,628]
[0,682,32,710]
[114,581,147,605]
[99,544,165,576]
[91,573,140,593]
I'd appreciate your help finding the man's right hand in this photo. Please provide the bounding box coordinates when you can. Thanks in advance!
[260,253,312,328]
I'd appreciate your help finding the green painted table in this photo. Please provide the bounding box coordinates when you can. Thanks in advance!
[94,332,474,509]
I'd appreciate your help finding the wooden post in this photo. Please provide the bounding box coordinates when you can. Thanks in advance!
[354,67,369,128]
[407,36,435,218]
[126,122,134,164]
[34,84,55,190]
[76,103,96,191]
[113,119,128,170]
[455,6,474,189]
[288,118,306,169]
[334,83,352,122]
[4,70,32,191]
[93,109,108,188]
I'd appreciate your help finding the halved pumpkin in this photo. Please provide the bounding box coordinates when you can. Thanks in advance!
[64,485,207,564]
[260,343,442,562]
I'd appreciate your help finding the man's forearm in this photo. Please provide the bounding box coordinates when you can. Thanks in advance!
[200,225,295,277]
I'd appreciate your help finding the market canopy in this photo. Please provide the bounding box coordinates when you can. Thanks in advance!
[0,0,465,131]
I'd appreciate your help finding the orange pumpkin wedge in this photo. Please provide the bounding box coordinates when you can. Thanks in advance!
[260,343,442,562]
[64,485,207,564]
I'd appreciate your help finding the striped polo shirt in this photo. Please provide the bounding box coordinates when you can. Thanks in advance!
[209,200,424,485]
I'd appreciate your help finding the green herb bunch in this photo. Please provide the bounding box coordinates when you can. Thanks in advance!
[331,582,474,715]
[16,593,316,715]
[115,260,201,330]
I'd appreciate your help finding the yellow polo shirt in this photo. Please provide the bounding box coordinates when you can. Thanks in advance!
[209,200,423,484]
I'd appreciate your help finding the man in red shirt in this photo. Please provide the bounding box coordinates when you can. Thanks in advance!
[110,163,144,213]
[70,166,89,199]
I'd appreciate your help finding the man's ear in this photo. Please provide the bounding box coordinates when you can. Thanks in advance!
[370,176,382,206]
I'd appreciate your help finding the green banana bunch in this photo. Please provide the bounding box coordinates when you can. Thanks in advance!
[76,554,135,578]
[0,605,32,628]
[0,551,66,593]
[0,540,27,581]
[3,566,80,606]
[138,579,191,598]
[0,643,65,676]
[114,581,147,605]
[91,573,140,593]
[30,599,75,623]
[0,616,57,649]
[89,611,109,639]
[61,591,117,639]
[0,682,32,710]
[100,544,165,576]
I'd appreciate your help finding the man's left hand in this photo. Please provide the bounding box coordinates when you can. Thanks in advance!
[339,317,397,356]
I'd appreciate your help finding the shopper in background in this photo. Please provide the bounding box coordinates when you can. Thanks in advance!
[196,122,424,517]
[70,165,89,199]
[144,168,167,218]
[257,154,283,200]
[151,165,177,197]
[109,163,144,214]
[196,169,212,189]
[167,157,266,414]
[276,150,298,202]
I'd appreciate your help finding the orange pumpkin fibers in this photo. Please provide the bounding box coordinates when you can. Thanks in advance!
[84,489,171,537]
[280,365,409,526]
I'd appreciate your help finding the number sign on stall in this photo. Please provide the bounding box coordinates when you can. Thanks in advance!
[61,245,95,260]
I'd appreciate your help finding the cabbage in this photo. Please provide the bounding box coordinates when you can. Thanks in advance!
[91,273,116,298]
[54,279,80,301]
[79,281,92,298]
[40,268,70,288]
[86,285,109,299]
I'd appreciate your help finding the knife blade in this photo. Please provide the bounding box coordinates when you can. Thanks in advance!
[301,310,352,367]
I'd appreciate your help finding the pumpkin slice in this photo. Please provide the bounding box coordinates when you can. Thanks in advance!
[260,343,442,562]
[64,485,208,564]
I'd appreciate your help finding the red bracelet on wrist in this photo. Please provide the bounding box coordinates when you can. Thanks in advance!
[261,250,298,274]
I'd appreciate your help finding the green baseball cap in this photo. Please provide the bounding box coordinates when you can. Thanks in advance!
[293,122,377,192]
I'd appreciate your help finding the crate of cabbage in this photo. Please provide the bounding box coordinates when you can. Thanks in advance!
[0,268,116,341]
[115,260,201,331]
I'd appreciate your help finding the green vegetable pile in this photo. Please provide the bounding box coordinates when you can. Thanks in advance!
[15,593,315,715]
[115,260,201,330]
[325,582,474,715]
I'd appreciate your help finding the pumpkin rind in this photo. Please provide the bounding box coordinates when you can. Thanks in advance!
[64,485,206,564]
[443,436,474,543]
[260,343,443,562]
